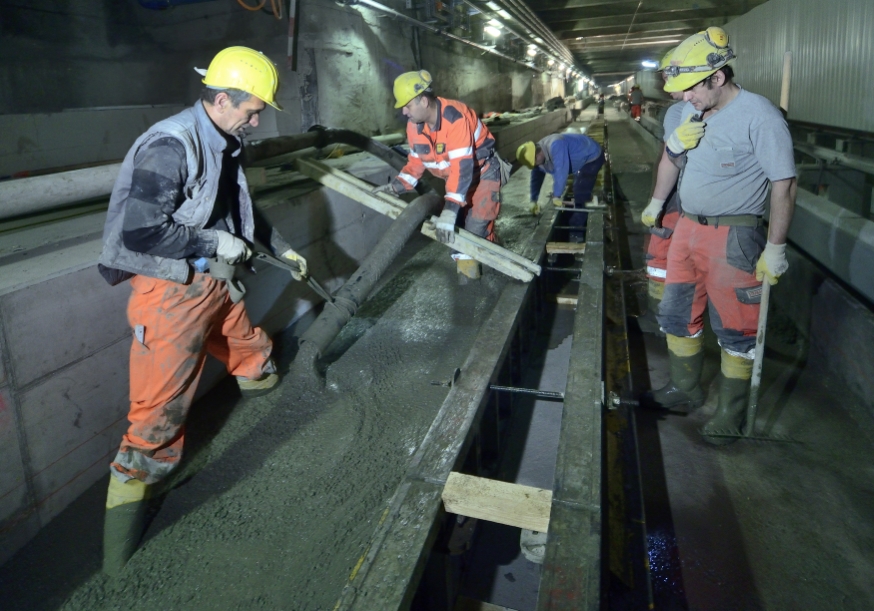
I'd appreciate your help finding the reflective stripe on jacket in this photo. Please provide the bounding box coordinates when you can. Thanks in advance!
[394,97,496,210]
[99,103,256,284]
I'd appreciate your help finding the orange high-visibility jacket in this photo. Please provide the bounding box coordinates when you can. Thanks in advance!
[394,97,496,211]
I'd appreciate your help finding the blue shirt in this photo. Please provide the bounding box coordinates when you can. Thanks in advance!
[530,134,602,200]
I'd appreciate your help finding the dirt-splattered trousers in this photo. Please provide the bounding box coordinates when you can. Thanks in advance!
[111,273,273,484]
[657,214,766,357]
[645,195,680,283]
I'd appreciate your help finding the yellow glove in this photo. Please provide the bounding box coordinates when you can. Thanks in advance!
[281,248,308,281]
[755,242,788,285]
[641,197,665,228]
[529,201,541,215]
[551,196,564,208]
[666,114,706,155]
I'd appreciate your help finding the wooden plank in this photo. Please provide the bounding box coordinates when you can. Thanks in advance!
[549,294,578,305]
[442,472,551,533]
[295,158,406,218]
[546,242,586,255]
[421,218,539,283]
[537,212,605,611]
[297,157,407,210]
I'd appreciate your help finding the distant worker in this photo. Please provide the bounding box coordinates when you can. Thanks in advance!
[516,133,604,241]
[645,28,796,445]
[97,46,307,574]
[638,47,685,334]
[629,85,644,121]
[597,93,605,116]
[380,70,504,279]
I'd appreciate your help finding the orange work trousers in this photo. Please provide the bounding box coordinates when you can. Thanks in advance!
[645,209,680,283]
[462,158,502,243]
[110,273,274,484]
[657,215,765,356]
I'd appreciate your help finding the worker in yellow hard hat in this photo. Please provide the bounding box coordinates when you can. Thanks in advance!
[642,28,797,446]
[638,45,684,335]
[380,70,507,279]
[515,132,603,240]
[97,46,308,575]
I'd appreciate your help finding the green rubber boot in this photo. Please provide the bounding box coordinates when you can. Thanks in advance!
[643,334,705,409]
[103,476,151,577]
[701,351,752,446]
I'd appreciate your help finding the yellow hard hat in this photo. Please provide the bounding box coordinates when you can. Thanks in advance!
[199,47,281,110]
[393,70,433,109]
[658,47,677,71]
[516,141,536,169]
[663,27,735,93]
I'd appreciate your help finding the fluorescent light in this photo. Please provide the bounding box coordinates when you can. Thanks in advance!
[486,1,500,9]
[487,19,503,27]
[526,48,537,57]
[497,9,511,19]
[641,60,659,69]
[484,25,502,37]
[547,59,555,66]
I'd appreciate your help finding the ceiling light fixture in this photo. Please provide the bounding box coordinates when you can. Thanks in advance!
[484,25,502,38]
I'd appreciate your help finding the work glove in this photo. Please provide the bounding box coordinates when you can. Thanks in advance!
[641,197,665,228]
[529,201,541,215]
[281,248,308,281]
[215,230,252,265]
[755,241,788,285]
[666,114,706,156]
[434,208,458,244]
[372,182,397,196]
[551,196,564,208]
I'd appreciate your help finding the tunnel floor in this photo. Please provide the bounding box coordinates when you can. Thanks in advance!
[2,106,873,611]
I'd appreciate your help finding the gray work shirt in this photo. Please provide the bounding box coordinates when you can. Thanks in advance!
[678,88,795,217]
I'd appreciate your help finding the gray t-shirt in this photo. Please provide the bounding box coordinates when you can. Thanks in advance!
[630,89,644,105]
[678,88,795,216]
[662,102,686,141]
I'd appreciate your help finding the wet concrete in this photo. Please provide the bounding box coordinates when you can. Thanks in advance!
[609,107,874,610]
[0,164,549,609]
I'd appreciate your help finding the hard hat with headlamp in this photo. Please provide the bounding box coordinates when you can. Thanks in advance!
[658,47,677,72]
[393,70,433,109]
[196,46,281,110]
[663,27,735,92]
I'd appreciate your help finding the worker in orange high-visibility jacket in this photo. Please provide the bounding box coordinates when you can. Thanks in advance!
[379,70,504,277]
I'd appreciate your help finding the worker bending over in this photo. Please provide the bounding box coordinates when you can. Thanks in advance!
[380,70,504,278]
[638,47,685,334]
[97,46,307,573]
[516,133,604,242]
[645,28,797,444]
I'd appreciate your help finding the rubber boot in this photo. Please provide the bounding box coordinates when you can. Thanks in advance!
[637,280,665,336]
[700,351,752,446]
[642,334,705,409]
[456,256,482,283]
[103,475,151,577]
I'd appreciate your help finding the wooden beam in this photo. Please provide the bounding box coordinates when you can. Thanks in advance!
[295,158,406,218]
[547,242,587,255]
[442,472,552,533]
[549,294,579,305]
[421,220,538,282]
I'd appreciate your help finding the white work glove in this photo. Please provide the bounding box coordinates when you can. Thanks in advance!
[281,248,308,281]
[755,241,788,285]
[215,230,252,265]
[434,208,458,244]
[529,201,541,215]
[372,182,397,196]
[641,197,665,228]
[666,114,706,156]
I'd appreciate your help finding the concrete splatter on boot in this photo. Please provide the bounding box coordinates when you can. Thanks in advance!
[642,334,705,409]
[700,350,753,446]
[637,280,666,336]
[103,475,151,577]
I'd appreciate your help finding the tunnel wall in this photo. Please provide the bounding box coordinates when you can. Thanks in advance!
[725,0,874,133]
[0,0,565,177]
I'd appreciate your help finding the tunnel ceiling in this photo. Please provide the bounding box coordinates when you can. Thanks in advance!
[528,0,770,84]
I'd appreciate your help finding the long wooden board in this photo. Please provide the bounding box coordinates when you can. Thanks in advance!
[442,472,552,533]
